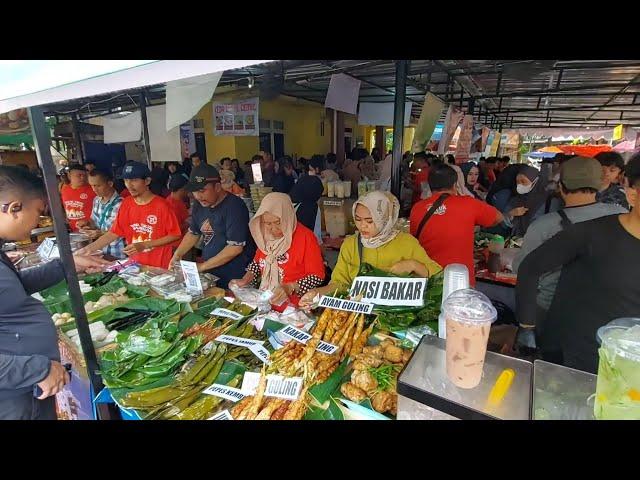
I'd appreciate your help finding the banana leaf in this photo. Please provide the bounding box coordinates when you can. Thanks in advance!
[308,358,349,406]
[178,313,207,333]
[304,397,344,420]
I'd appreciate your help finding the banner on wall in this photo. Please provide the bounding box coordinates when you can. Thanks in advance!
[437,105,464,154]
[454,115,475,162]
[411,93,445,153]
[213,97,259,136]
[180,121,196,159]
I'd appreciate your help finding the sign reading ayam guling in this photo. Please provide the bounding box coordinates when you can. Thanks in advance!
[349,276,427,307]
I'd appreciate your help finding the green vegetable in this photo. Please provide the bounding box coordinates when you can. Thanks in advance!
[367,364,401,392]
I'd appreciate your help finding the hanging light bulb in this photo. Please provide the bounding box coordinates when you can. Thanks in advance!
[248,76,255,89]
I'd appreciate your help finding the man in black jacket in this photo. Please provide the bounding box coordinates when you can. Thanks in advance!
[0,166,107,419]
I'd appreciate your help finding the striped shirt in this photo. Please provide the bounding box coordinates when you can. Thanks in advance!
[91,191,126,259]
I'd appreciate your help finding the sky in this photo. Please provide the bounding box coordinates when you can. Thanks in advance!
[0,60,156,100]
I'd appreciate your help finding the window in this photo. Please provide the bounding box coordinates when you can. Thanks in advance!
[258,118,285,158]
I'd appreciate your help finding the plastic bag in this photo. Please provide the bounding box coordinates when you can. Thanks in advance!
[229,284,274,313]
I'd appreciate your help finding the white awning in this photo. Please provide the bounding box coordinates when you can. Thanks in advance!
[0,60,273,114]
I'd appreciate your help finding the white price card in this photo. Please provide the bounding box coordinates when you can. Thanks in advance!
[180,260,203,295]
[318,296,374,315]
[248,343,271,364]
[265,375,303,401]
[241,371,261,395]
[208,409,234,420]
[215,335,264,348]
[278,325,339,355]
[202,384,246,403]
[211,308,244,321]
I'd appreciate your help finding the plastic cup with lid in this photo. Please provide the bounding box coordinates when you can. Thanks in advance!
[443,288,497,389]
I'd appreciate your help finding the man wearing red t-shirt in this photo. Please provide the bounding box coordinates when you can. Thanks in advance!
[410,164,503,286]
[165,175,191,248]
[60,164,96,232]
[79,161,182,268]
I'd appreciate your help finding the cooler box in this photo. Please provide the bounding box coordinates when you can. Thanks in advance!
[397,334,532,420]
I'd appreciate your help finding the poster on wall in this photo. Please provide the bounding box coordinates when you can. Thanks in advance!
[213,97,259,136]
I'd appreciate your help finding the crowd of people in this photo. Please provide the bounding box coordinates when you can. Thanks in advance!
[46,146,640,377]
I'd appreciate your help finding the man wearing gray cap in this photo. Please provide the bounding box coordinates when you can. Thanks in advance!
[513,157,628,361]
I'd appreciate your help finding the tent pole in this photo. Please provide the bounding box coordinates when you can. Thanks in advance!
[391,60,409,199]
[28,106,112,420]
[139,91,152,168]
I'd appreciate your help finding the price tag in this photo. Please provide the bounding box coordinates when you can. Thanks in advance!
[251,163,263,183]
[180,260,203,295]
[208,409,234,420]
[37,238,56,259]
[215,334,264,348]
[278,325,339,355]
[202,384,245,403]
[318,296,374,315]
[211,308,244,321]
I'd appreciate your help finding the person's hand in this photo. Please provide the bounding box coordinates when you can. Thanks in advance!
[389,259,417,276]
[271,285,289,306]
[75,220,91,230]
[36,361,70,400]
[82,228,101,240]
[229,277,251,290]
[123,241,149,256]
[509,207,529,218]
[73,253,110,273]
[299,289,320,309]
[168,254,182,270]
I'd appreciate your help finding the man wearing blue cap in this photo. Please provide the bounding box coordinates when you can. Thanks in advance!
[169,163,254,288]
[80,161,182,268]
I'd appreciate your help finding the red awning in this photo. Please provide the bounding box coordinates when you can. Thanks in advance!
[557,144,612,157]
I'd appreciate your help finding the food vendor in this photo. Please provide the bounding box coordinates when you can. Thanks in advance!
[516,154,640,373]
[76,170,126,259]
[169,164,254,288]
[230,193,325,306]
[60,163,96,232]
[0,166,108,419]
[300,191,441,307]
[78,161,182,268]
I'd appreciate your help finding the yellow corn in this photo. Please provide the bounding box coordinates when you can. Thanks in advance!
[487,368,516,407]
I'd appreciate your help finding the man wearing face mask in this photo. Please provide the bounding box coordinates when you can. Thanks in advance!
[513,157,628,361]
[0,166,109,419]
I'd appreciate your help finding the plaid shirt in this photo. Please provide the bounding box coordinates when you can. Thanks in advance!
[91,192,126,259]
[596,184,629,211]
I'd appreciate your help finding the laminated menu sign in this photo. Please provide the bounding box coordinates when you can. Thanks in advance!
[278,325,339,355]
[350,276,427,307]
[211,308,244,321]
[203,384,246,403]
[213,97,259,136]
[265,375,303,401]
[209,409,234,420]
[318,296,374,315]
[180,260,203,295]
[215,335,265,348]
[248,343,271,364]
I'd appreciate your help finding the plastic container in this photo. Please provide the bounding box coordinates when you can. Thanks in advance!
[594,324,640,420]
[367,180,377,192]
[357,181,367,197]
[342,180,352,198]
[443,289,497,389]
[335,181,345,199]
[327,181,336,197]
[439,264,470,340]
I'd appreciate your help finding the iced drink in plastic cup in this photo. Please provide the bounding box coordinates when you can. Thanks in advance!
[444,289,497,389]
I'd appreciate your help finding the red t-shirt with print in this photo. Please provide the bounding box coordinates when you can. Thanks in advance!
[111,195,182,268]
[410,192,499,286]
[61,184,96,232]
[253,224,325,305]
[165,196,190,248]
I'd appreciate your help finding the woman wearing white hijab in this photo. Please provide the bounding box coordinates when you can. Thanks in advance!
[230,193,325,306]
[299,191,441,308]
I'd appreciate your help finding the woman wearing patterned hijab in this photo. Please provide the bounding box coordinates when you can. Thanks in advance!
[299,190,441,308]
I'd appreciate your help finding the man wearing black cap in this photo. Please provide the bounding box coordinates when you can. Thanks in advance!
[79,161,182,269]
[169,164,253,288]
